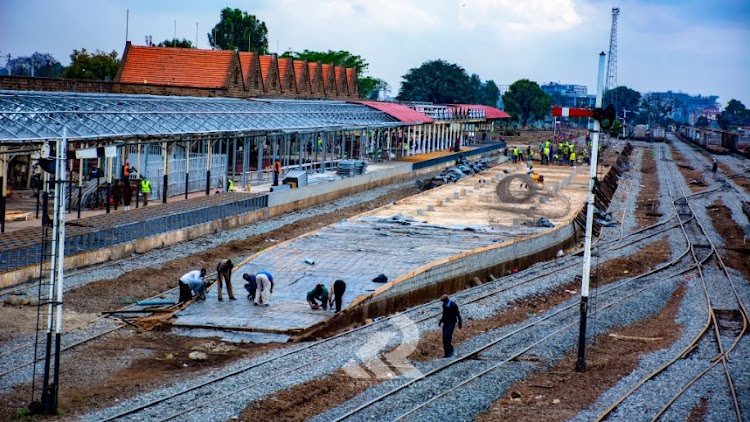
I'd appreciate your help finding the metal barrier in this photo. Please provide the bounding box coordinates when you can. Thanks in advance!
[0,193,268,272]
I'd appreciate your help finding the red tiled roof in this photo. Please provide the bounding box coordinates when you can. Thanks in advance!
[446,104,511,119]
[259,55,272,81]
[321,64,331,83]
[294,60,305,83]
[238,52,255,76]
[118,45,234,88]
[307,63,318,84]
[277,58,291,82]
[350,101,434,124]
[346,68,355,88]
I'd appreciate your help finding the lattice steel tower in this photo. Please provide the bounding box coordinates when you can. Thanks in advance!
[605,7,620,92]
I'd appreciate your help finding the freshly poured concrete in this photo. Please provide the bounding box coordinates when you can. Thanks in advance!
[172,160,594,340]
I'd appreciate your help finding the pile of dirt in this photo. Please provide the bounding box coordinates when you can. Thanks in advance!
[635,149,662,228]
[707,200,750,279]
[718,162,750,195]
[0,330,278,420]
[670,148,706,193]
[475,284,685,422]
[236,371,377,422]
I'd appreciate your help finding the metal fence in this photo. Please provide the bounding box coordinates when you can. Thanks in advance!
[0,193,268,272]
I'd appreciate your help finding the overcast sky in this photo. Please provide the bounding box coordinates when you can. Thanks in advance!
[1,0,748,106]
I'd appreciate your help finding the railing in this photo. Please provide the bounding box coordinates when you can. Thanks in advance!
[0,194,268,272]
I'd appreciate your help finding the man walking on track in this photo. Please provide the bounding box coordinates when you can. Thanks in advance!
[216,259,236,301]
[438,294,462,358]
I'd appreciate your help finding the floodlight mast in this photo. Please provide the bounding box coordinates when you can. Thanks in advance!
[575,52,606,372]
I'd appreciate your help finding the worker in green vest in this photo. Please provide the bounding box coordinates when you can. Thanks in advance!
[569,151,576,166]
[512,146,519,164]
[140,176,151,207]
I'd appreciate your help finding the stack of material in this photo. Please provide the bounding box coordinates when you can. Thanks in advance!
[337,160,368,178]
[354,160,367,175]
[283,170,308,188]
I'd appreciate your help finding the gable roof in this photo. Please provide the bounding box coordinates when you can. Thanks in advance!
[238,51,256,76]
[277,58,291,82]
[117,43,234,88]
[259,55,272,82]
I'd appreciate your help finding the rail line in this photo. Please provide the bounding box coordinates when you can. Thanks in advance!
[101,150,697,421]
[595,142,748,421]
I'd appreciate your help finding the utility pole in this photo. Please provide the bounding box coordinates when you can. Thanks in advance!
[125,9,129,43]
[195,22,199,48]
[576,52,606,372]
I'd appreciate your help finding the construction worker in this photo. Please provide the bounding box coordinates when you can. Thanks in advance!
[553,152,560,165]
[243,273,257,301]
[307,283,329,310]
[581,149,588,165]
[543,146,550,165]
[122,162,131,181]
[254,270,274,306]
[438,294,462,358]
[227,177,235,192]
[215,259,236,301]
[570,150,577,166]
[328,279,347,313]
[512,146,519,164]
[273,157,281,186]
[140,176,151,207]
[179,268,206,302]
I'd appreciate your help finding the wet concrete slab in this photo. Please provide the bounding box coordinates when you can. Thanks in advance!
[172,159,594,341]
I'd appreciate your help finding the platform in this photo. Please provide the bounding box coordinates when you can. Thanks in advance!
[172,160,594,340]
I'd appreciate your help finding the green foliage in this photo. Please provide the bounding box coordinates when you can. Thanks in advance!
[502,79,551,126]
[62,49,119,81]
[397,59,477,103]
[281,50,368,73]
[157,38,194,48]
[717,99,750,130]
[695,116,710,128]
[481,80,501,107]
[359,76,383,99]
[606,119,624,137]
[638,94,680,125]
[208,7,269,53]
[603,86,641,118]
[281,49,376,98]
[7,52,64,77]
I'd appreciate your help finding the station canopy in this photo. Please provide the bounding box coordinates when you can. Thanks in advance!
[0,90,407,142]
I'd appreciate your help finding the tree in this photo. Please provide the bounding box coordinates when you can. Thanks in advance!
[360,77,384,100]
[281,49,377,98]
[62,49,119,81]
[695,116,710,127]
[502,79,551,126]
[397,59,476,103]
[603,86,641,118]
[158,38,194,48]
[208,8,268,53]
[480,80,501,107]
[717,99,750,129]
[639,93,681,125]
[7,53,64,77]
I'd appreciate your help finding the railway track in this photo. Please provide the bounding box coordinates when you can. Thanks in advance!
[594,142,749,421]
[95,150,696,421]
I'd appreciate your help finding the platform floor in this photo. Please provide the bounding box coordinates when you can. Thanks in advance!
[173,159,595,339]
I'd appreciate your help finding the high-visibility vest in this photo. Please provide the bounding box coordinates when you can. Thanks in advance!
[513,148,518,156]
[570,152,576,161]
[228,179,234,191]
[140,180,151,193]
[273,161,281,172]
[123,165,130,177]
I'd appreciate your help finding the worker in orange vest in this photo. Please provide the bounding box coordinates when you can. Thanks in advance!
[273,157,281,186]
